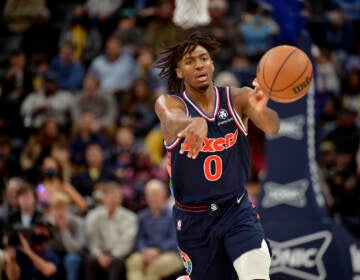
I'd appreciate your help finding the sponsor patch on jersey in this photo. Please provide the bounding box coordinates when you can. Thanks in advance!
[217,108,234,126]
[218,109,228,120]
[178,247,193,275]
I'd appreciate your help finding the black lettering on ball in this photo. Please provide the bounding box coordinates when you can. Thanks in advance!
[292,76,312,94]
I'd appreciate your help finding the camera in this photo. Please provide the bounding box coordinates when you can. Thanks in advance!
[7,226,33,247]
[7,219,53,247]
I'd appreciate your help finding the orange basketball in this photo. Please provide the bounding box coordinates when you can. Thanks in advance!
[256,45,313,103]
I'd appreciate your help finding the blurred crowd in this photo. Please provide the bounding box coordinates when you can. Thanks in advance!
[0,0,358,279]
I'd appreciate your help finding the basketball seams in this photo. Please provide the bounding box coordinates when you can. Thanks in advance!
[261,52,272,92]
[271,60,312,92]
[268,48,298,97]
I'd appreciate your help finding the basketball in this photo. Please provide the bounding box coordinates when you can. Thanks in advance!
[256,45,313,103]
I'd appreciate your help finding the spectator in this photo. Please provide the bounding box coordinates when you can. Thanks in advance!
[84,0,124,37]
[136,44,167,92]
[0,178,22,220]
[0,50,33,138]
[2,0,46,34]
[20,9,59,66]
[72,143,117,198]
[20,118,66,184]
[59,6,102,66]
[4,227,59,280]
[323,107,360,172]
[3,49,33,99]
[342,69,360,116]
[46,192,85,280]
[20,72,74,129]
[70,112,111,168]
[85,182,138,280]
[4,183,59,280]
[230,51,258,88]
[195,0,235,71]
[112,126,139,204]
[51,145,73,186]
[71,75,117,131]
[113,8,144,53]
[37,156,87,213]
[6,182,44,232]
[324,3,355,54]
[144,0,187,54]
[314,48,341,98]
[0,137,20,189]
[88,35,139,95]
[120,78,157,137]
[126,179,183,280]
[49,42,85,91]
[234,1,279,60]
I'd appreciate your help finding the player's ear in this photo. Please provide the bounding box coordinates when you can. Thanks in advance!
[176,67,183,79]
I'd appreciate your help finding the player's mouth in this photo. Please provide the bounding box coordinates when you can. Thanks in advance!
[196,73,208,82]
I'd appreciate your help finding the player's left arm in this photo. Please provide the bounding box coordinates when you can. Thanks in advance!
[231,79,280,135]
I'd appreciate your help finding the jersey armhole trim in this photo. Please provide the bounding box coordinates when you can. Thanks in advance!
[163,95,189,150]
[226,87,248,136]
[164,137,182,150]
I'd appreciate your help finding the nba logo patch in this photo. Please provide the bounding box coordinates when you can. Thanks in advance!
[178,247,192,275]
[177,220,182,231]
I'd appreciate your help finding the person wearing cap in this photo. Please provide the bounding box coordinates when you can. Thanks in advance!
[20,71,74,129]
[46,192,85,280]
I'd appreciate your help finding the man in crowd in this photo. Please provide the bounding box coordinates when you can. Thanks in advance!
[126,179,183,280]
[85,182,138,280]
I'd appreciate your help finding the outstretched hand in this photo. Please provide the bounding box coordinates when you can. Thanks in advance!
[250,79,270,112]
[178,117,207,159]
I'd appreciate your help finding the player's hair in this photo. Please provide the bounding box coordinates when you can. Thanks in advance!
[156,32,220,93]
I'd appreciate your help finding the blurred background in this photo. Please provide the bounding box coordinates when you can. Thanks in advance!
[0,0,359,279]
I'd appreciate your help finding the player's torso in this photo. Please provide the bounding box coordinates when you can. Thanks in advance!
[166,86,250,205]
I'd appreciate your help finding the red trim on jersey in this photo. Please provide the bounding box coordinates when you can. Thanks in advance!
[225,87,248,136]
[175,201,208,213]
[182,87,220,122]
[164,137,182,150]
[172,95,190,117]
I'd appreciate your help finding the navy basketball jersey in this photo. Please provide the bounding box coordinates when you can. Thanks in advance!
[165,86,250,205]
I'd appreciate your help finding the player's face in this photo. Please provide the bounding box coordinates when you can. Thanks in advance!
[176,45,214,92]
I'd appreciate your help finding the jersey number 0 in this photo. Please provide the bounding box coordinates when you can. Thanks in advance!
[203,155,223,181]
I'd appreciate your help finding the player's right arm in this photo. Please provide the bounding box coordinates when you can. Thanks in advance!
[155,94,207,159]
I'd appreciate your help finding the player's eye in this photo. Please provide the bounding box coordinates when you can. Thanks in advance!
[185,60,192,65]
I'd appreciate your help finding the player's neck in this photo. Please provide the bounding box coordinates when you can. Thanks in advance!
[186,84,214,110]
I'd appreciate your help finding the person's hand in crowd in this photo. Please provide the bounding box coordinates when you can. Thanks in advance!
[17,234,32,255]
[142,247,160,265]
[96,253,112,269]
[4,246,16,262]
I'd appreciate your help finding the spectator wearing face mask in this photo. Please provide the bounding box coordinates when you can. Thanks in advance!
[37,156,87,213]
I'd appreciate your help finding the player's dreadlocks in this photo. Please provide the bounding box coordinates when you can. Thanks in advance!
[156,32,220,93]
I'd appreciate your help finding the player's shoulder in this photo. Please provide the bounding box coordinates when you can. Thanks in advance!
[155,93,186,112]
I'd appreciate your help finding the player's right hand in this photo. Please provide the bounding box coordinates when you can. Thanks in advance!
[178,117,207,159]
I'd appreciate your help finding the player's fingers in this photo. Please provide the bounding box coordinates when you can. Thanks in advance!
[189,136,203,159]
[180,134,192,155]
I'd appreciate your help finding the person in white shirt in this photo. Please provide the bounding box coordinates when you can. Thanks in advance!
[85,182,138,280]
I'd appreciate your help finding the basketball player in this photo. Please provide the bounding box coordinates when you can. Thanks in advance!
[155,33,279,280]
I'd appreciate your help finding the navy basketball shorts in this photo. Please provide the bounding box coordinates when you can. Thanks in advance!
[174,191,266,280]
